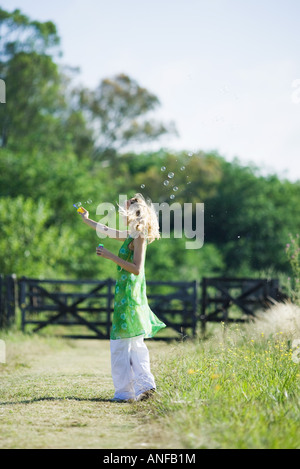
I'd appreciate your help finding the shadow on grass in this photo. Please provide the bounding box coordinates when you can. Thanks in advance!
[0,396,121,405]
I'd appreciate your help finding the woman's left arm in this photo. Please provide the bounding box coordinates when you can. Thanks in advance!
[96,236,145,275]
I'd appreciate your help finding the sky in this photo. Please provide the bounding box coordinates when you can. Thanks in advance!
[2,0,300,181]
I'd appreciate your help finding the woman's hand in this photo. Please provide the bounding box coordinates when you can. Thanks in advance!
[79,207,89,220]
[96,245,111,260]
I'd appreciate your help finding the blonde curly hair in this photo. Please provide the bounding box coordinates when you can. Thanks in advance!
[118,193,160,244]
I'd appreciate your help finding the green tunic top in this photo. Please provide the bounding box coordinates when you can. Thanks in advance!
[110,235,166,340]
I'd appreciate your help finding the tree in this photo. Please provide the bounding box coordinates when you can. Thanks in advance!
[205,158,300,275]
[0,8,59,59]
[0,196,76,277]
[0,7,94,156]
[77,74,177,158]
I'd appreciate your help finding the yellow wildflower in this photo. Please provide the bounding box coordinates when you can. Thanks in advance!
[210,373,220,380]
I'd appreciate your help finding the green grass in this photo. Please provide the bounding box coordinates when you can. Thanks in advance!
[152,302,300,449]
[0,331,176,449]
[1,301,300,449]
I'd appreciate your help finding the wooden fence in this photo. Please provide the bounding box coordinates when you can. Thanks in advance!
[146,280,198,338]
[17,277,198,339]
[0,274,17,328]
[18,277,115,339]
[200,277,285,332]
[0,275,285,339]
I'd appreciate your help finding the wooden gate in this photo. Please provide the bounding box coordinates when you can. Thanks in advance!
[18,277,199,339]
[2,275,286,339]
[19,277,114,339]
[200,277,283,329]
[147,280,198,338]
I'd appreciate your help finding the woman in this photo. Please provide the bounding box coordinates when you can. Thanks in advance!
[79,193,166,402]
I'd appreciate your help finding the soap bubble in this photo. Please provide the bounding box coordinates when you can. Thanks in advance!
[75,200,93,208]
[163,180,169,186]
[170,194,175,200]
[141,184,145,189]
[180,166,185,171]
[188,152,193,157]
[173,186,178,192]
[161,166,166,171]
[168,172,174,179]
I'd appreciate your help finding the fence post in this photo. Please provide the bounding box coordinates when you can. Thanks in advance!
[19,277,27,332]
[200,278,207,335]
[192,280,198,337]
[6,274,17,326]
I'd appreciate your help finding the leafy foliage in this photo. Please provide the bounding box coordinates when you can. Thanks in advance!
[77,73,177,156]
[0,6,299,287]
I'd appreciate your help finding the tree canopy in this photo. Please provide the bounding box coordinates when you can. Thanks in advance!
[0,6,299,290]
[76,73,177,158]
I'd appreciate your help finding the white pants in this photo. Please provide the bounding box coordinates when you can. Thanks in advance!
[110,335,156,400]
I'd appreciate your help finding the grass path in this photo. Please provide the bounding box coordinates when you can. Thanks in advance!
[3,302,300,449]
[0,333,178,449]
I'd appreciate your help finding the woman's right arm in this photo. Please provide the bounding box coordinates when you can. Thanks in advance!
[79,208,128,241]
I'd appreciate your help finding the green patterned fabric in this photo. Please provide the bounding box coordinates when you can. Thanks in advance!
[110,235,166,340]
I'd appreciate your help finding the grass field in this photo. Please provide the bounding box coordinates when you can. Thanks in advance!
[0,333,177,449]
[1,301,300,449]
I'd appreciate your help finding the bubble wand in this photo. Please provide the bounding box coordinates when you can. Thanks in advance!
[74,199,93,214]
[73,203,85,214]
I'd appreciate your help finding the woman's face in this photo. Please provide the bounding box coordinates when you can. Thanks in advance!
[126,197,138,209]
[124,197,139,227]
